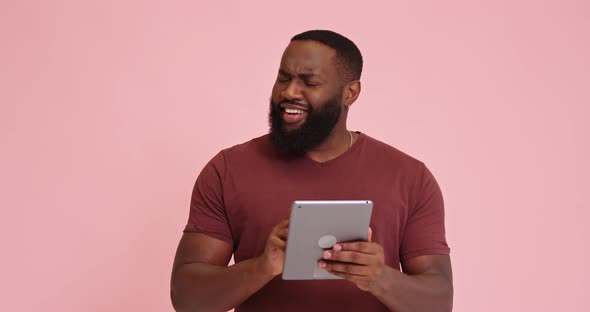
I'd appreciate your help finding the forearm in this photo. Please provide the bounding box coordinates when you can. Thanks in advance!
[171,256,274,312]
[372,266,453,312]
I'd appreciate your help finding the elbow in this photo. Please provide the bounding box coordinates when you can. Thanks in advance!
[170,280,199,312]
[170,285,186,312]
[170,279,213,312]
[170,264,216,312]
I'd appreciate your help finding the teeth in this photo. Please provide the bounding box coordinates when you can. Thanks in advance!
[285,108,305,114]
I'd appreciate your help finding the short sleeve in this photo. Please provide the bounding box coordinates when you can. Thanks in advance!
[400,163,450,261]
[183,151,233,246]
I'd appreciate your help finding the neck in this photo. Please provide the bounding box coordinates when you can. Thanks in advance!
[305,126,353,163]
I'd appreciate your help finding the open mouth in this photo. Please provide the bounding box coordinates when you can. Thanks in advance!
[280,106,308,124]
[283,107,307,114]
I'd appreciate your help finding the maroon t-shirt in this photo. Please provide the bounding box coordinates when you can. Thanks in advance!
[184,132,450,311]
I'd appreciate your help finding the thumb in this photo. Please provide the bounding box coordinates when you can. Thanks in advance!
[368,227,373,243]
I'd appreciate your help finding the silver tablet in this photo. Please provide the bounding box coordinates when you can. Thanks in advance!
[282,200,373,280]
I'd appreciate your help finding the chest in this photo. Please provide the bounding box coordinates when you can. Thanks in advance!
[222,161,412,265]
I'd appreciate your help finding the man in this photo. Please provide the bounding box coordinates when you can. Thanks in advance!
[171,30,453,312]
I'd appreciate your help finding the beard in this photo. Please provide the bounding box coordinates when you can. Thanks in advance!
[268,94,343,156]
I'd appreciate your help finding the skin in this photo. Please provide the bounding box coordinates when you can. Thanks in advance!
[171,40,453,311]
[319,228,453,311]
[272,40,361,163]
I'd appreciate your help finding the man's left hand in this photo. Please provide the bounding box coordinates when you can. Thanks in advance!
[318,228,391,293]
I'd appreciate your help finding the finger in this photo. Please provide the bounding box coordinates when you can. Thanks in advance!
[323,250,371,265]
[272,219,289,229]
[368,227,373,243]
[279,219,290,227]
[274,229,289,241]
[320,261,369,276]
[334,242,380,254]
[272,220,290,235]
[321,269,364,284]
[270,235,286,249]
[274,227,289,239]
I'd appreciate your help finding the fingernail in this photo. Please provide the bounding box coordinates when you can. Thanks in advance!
[323,251,331,259]
[333,245,342,251]
[319,261,326,268]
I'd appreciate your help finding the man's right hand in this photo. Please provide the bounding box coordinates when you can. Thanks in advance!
[172,221,290,312]
[257,219,290,277]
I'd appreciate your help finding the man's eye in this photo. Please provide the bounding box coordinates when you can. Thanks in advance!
[277,76,290,83]
[305,81,319,87]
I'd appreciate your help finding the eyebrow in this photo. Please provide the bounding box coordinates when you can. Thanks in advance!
[278,69,320,79]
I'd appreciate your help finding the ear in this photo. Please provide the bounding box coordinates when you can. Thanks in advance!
[342,80,361,108]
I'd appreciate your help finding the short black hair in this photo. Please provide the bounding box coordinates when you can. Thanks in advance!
[291,30,363,82]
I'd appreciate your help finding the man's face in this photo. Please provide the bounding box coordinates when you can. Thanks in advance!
[269,40,344,154]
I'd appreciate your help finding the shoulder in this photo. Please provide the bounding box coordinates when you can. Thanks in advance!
[359,133,426,172]
[198,134,271,180]
[220,134,271,157]
[359,133,440,202]
[211,134,275,167]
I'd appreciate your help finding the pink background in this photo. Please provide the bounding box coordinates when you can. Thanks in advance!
[1,1,588,311]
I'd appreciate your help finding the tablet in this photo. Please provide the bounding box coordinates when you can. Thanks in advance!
[282,200,373,280]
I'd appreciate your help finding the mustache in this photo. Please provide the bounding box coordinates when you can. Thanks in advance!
[270,98,312,111]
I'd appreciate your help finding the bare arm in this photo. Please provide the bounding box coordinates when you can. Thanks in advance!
[170,220,289,312]
[320,230,453,311]
[374,255,453,311]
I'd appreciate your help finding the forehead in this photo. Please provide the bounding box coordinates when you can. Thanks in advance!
[280,40,337,75]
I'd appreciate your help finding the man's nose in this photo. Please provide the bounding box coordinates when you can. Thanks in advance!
[280,80,302,101]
